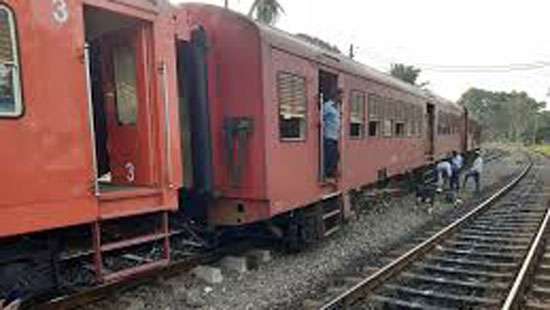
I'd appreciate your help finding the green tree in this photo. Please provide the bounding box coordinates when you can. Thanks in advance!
[248,0,284,25]
[459,88,546,143]
[390,63,422,85]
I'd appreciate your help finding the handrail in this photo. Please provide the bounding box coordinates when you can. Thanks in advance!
[84,43,99,196]
[160,62,173,189]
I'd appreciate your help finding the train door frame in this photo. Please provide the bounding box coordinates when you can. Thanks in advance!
[83,6,155,193]
[318,69,340,182]
[426,102,435,156]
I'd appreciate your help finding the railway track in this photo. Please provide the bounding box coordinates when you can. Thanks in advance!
[316,159,550,309]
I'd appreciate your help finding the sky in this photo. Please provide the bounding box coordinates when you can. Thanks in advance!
[170,0,550,104]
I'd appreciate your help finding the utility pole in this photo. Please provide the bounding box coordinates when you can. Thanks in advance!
[224,0,228,8]
[349,44,355,59]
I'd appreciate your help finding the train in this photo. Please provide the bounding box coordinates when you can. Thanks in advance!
[0,0,481,302]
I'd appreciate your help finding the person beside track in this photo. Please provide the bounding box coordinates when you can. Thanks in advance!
[463,150,483,193]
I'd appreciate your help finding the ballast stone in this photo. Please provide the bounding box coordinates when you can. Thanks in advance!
[191,265,223,284]
[246,249,271,264]
[220,256,249,273]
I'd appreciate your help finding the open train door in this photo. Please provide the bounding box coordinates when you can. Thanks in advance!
[426,103,435,157]
[318,70,340,183]
[85,7,155,190]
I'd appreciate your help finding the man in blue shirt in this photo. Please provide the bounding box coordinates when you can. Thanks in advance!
[323,88,342,179]
[450,150,463,191]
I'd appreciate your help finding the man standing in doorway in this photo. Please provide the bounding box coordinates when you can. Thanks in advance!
[323,88,342,179]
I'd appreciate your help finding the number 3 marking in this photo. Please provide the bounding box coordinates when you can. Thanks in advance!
[125,162,136,183]
[52,0,69,24]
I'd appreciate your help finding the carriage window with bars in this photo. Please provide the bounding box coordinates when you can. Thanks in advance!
[394,100,405,137]
[278,71,307,140]
[383,98,394,137]
[416,106,423,137]
[407,103,415,137]
[0,6,22,117]
[368,94,381,137]
[349,90,365,138]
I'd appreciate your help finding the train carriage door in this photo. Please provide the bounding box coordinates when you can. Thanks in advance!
[318,70,339,182]
[426,103,435,156]
[84,7,153,190]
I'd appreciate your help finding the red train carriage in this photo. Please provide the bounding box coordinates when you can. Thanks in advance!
[425,92,468,160]
[175,4,471,242]
[0,1,482,302]
[0,0,183,298]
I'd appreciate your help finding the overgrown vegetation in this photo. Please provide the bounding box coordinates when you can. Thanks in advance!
[530,144,550,157]
[459,88,548,144]
[390,63,429,87]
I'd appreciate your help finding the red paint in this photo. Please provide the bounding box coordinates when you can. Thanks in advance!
[175,4,477,226]
[0,0,182,238]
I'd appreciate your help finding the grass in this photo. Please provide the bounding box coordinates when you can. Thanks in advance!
[530,144,550,157]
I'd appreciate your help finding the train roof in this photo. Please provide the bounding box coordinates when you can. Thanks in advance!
[178,3,462,109]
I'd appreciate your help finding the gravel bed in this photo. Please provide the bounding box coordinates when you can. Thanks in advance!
[81,146,526,310]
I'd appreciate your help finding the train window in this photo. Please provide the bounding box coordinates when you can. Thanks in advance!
[368,121,379,137]
[416,107,424,137]
[395,122,405,137]
[277,72,307,140]
[0,6,22,117]
[113,44,138,125]
[349,90,365,138]
[368,94,381,137]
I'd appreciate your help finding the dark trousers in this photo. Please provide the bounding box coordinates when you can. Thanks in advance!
[324,138,339,178]
[463,171,480,192]
[450,167,460,191]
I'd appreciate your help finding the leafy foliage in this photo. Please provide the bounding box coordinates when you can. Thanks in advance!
[390,63,422,85]
[459,88,547,143]
[295,33,341,54]
[248,0,284,25]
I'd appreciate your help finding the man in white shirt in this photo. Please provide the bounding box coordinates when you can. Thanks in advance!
[463,150,483,193]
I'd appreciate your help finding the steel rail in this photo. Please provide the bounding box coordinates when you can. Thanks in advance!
[320,161,533,310]
[501,207,550,310]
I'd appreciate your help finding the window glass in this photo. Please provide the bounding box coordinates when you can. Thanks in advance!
[0,6,22,117]
[278,72,307,140]
[113,44,138,125]
[349,90,365,138]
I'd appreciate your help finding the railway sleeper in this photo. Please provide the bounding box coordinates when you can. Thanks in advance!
[425,255,518,271]
[400,272,509,290]
[434,247,523,260]
[369,293,456,310]
[444,239,529,251]
[382,284,501,307]
[452,233,532,244]
[413,262,514,279]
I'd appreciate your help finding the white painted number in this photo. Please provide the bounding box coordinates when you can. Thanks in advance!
[125,162,136,183]
[52,0,69,24]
